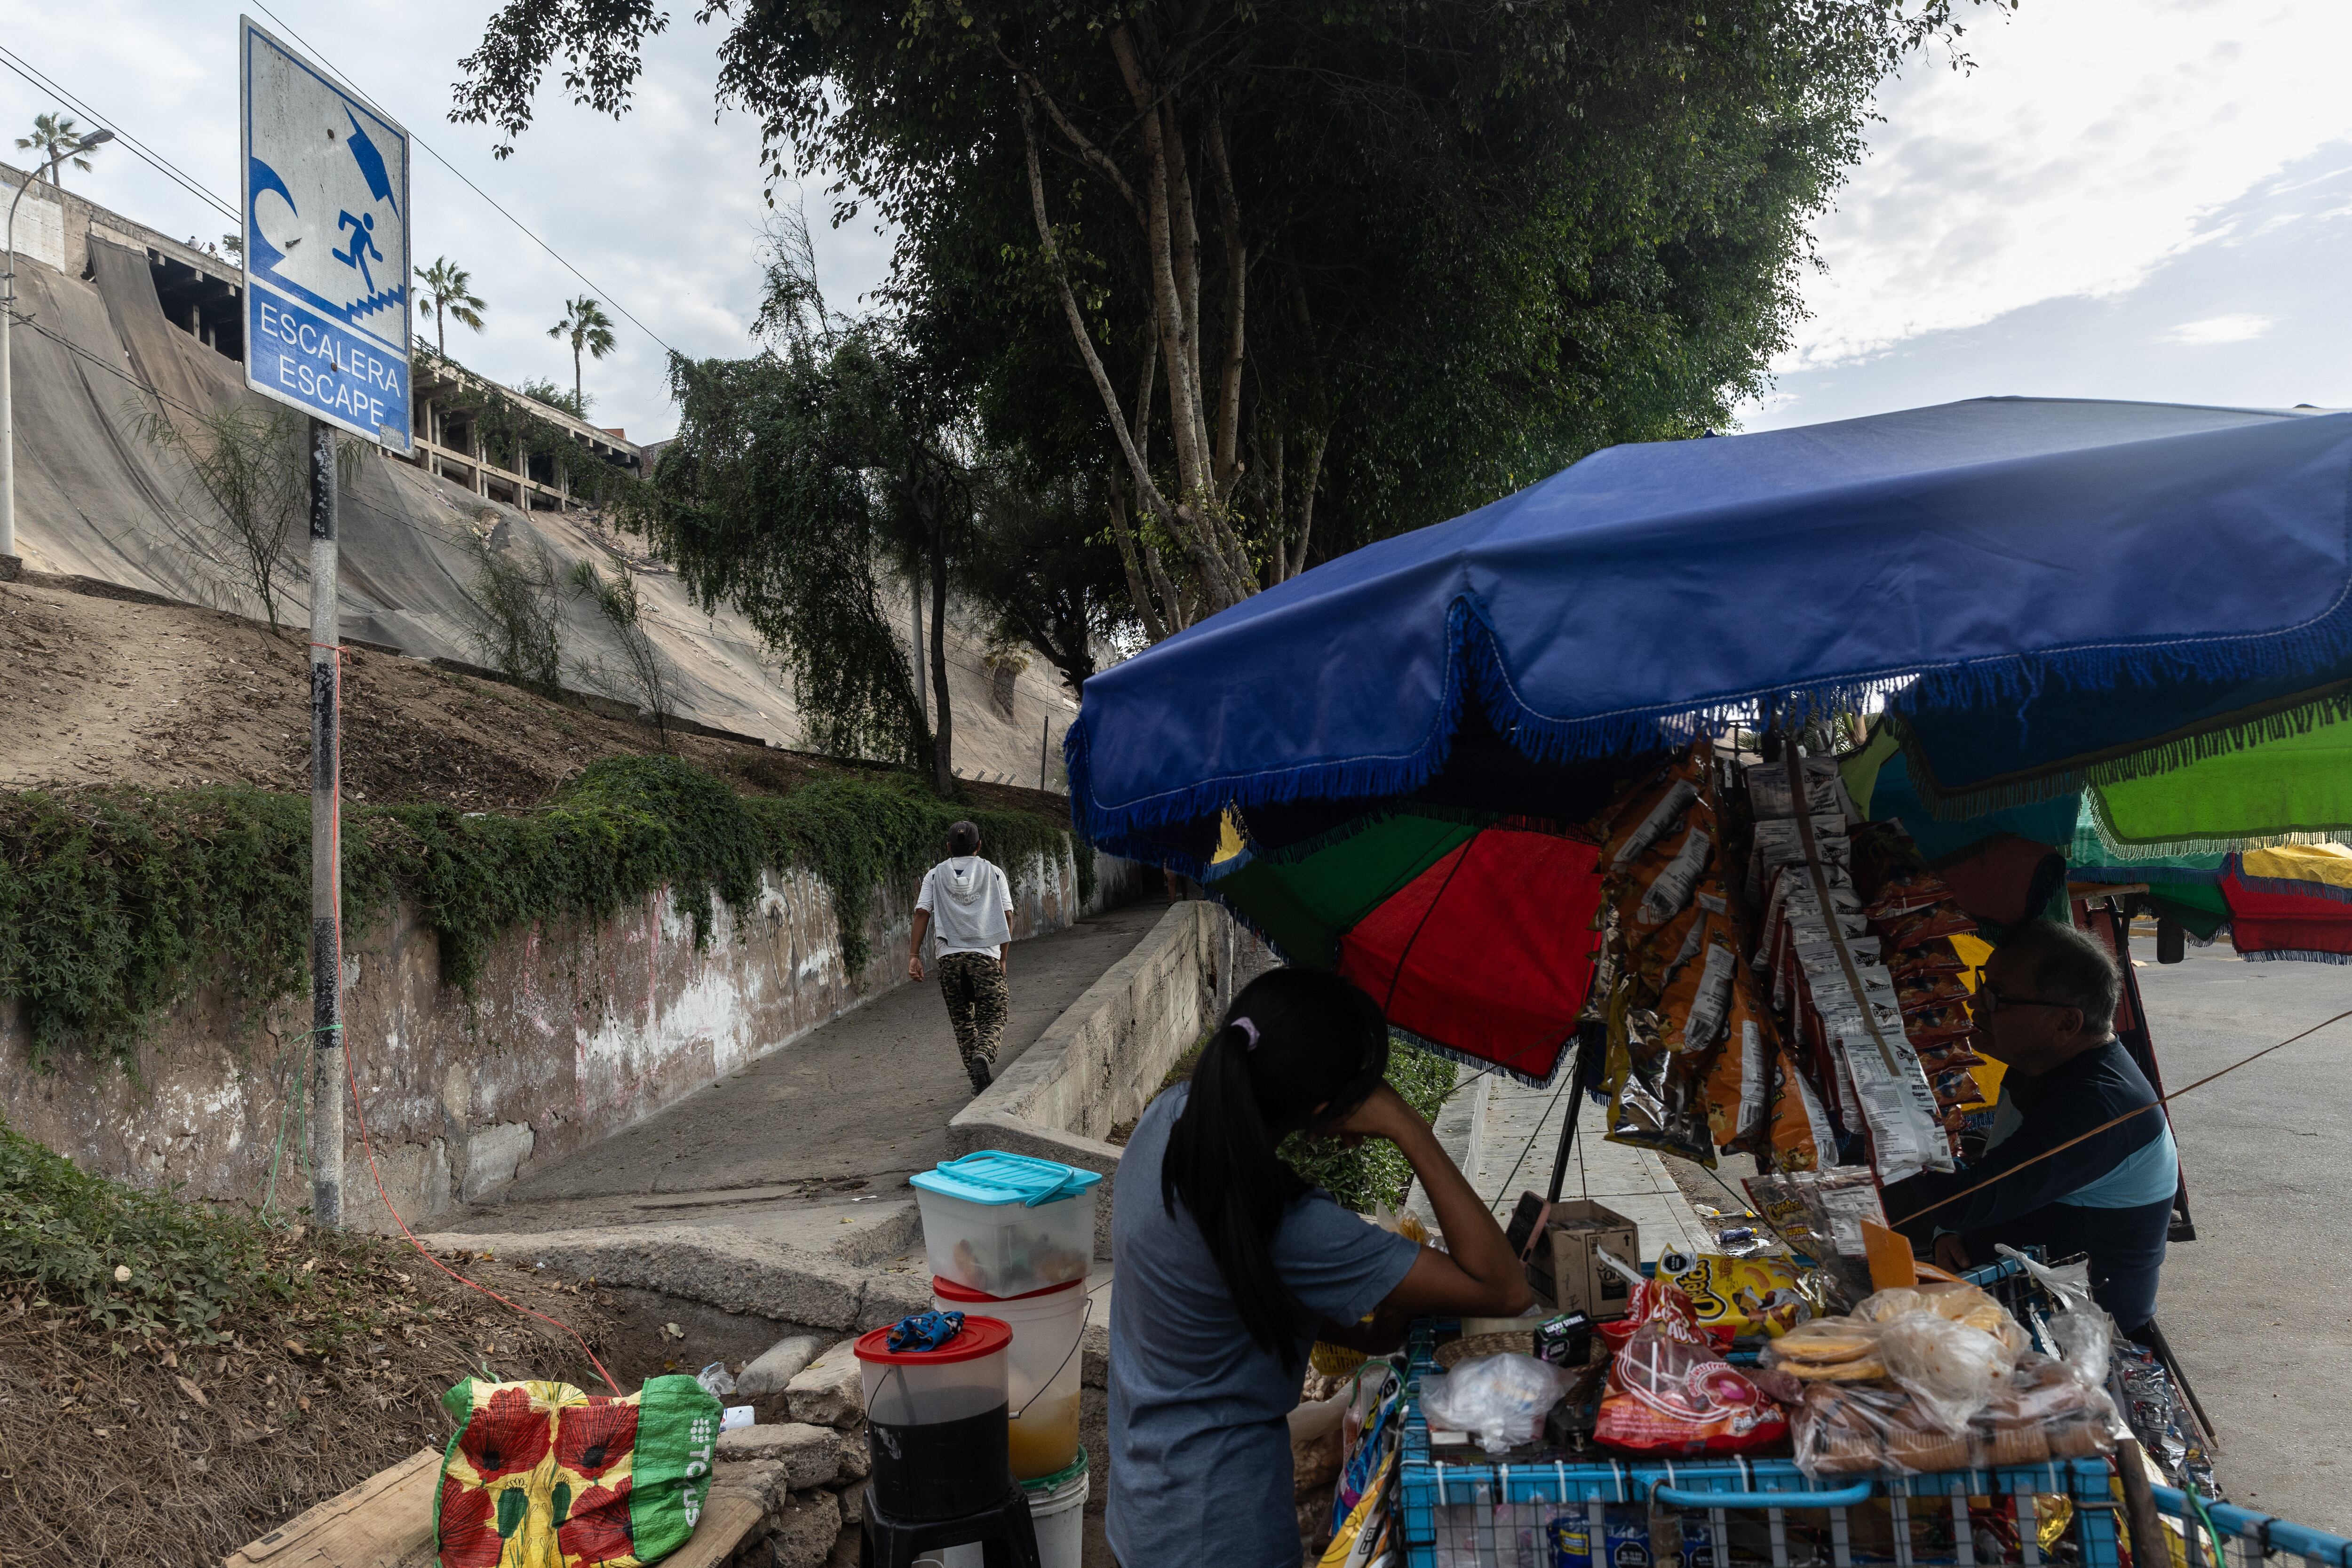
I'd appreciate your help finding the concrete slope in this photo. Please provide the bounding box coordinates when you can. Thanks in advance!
[9,237,1074,782]
[430,899,1168,1306]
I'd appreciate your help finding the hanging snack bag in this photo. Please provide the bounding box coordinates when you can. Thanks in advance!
[1594,1278,1788,1456]
[1657,915,1742,1055]
[1700,962,1777,1152]
[1761,1047,1837,1172]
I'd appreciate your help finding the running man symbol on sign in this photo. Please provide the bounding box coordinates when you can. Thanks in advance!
[334,210,381,292]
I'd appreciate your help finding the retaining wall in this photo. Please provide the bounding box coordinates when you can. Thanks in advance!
[948,898,1273,1257]
[1,846,1144,1231]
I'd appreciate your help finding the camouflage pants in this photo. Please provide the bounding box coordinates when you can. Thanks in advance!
[937,951,1009,1073]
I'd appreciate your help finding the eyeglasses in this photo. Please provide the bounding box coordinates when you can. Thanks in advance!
[1968,970,2075,1018]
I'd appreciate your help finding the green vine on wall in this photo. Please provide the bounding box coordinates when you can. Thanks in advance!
[0,756,1095,1070]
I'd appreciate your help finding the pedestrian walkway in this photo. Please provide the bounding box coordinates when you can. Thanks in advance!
[1417,1062,1711,1261]
[424,901,1168,1331]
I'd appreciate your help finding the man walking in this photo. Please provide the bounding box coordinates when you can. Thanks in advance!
[908,820,1016,1093]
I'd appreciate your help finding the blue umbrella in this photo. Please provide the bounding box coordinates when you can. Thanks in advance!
[1070,398,2352,873]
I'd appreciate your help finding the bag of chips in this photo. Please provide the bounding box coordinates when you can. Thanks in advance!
[1659,1250,1828,1338]
[1700,961,1778,1151]
[1878,903,1979,951]
[1762,1047,1838,1172]
[1594,1279,1788,1455]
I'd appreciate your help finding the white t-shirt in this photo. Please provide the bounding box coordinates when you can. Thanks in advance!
[917,856,1015,959]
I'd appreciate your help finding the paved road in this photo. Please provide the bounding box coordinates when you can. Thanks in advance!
[2138,942,2352,1534]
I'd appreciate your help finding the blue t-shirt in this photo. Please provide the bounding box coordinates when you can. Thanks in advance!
[1107,1086,1422,1568]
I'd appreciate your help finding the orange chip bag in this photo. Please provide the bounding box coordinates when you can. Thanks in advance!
[1701,963,1776,1151]
[1764,1047,1837,1173]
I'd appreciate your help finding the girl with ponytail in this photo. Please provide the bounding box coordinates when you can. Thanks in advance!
[1106,968,1531,1568]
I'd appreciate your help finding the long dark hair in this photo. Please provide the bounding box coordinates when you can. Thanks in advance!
[1161,968,1391,1365]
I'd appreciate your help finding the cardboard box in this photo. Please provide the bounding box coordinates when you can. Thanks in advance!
[1524,1198,1641,1320]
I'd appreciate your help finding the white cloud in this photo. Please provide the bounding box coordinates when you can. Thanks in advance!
[2162,313,2275,345]
[1786,0,2352,371]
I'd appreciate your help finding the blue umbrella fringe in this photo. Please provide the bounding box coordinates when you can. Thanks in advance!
[1073,579,2352,852]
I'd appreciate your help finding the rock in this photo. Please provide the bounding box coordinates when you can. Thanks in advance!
[825,1520,864,1568]
[715,1423,842,1489]
[834,1423,871,1481]
[764,1488,842,1568]
[736,1333,826,1397]
[785,1337,867,1427]
[829,1478,864,1525]
[855,1269,935,1330]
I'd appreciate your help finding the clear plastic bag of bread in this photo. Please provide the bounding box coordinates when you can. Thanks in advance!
[1971,1354,2123,1465]
[1853,1283,2030,1434]
[1759,1315,1885,1383]
[1792,1382,1977,1478]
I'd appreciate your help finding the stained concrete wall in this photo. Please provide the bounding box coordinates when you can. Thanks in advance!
[1,845,1144,1230]
[948,899,1272,1257]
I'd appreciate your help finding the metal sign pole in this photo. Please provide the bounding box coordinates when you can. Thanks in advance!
[307,415,342,1226]
[241,15,409,1227]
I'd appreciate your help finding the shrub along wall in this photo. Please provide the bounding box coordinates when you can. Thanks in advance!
[0,754,1094,1070]
[0,756,1126,1226]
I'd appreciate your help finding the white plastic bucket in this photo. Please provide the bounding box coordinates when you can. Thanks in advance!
[935,1454,1089,1568]
[932,1276,1088,1480]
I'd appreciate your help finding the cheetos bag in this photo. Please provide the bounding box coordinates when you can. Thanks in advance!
[436,1374,722,1567]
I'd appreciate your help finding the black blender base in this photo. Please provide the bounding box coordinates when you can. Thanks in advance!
[858,1484,1042,1568]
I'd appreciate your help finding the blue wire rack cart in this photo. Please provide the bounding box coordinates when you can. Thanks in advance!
[1389,1257,2352,1568]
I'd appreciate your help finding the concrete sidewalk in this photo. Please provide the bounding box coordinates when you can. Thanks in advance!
[1416,1063,1710,1261]
[426,900,1167,1329]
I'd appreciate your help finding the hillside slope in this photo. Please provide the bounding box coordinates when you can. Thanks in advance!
[4,224,1069,786]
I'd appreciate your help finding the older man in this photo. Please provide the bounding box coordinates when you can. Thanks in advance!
[1885,919,2178,1337]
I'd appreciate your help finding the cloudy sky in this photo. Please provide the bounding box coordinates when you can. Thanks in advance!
[5,1,2348,442]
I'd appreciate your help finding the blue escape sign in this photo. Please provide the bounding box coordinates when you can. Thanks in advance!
[240,16,412,448]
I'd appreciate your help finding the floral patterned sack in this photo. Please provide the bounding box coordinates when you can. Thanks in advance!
[436,1375,722,1567]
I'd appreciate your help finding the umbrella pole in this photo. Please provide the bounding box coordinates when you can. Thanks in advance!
[1544,1024,1598,1206]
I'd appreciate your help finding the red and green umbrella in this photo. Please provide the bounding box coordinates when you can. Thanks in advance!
[1205,811,1605,1082]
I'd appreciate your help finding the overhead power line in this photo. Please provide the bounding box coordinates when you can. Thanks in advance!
[0,43,238,225]
[241,1,677,357]
[0,28,674,358]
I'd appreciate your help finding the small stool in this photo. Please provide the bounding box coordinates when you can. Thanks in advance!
[858,1484,1042,1568]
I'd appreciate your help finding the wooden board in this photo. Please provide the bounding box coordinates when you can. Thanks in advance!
[226,1448,442,1568]
[224,1449,772,1568]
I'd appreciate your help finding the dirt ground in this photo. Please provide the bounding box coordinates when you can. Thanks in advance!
[0,574,1066,818]
[0,1231,667,1568]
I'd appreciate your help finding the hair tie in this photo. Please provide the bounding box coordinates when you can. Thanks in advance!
[1232,1017,1260,1051]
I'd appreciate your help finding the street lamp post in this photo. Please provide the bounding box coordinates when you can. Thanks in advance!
[2,128,115,565]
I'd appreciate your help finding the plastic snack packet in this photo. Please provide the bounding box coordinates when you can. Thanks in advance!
[1594,1278,1788,1456]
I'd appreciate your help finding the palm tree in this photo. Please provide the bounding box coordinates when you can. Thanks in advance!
[15,112,102,188]
[548,295,616,413]
[414,257,487,357]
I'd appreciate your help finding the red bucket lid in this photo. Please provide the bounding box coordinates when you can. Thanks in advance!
[931,1275,1085,1304]
[853,1314,1013,1366]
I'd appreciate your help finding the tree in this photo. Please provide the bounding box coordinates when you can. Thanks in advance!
[640,218,971,794]
[570,560,673,745]
[959,449,1135,695]
[133,401,308,631]
[415,256,487,356]
[16,112,101,188]
[548,295,616,413]
[457,1,1983,643]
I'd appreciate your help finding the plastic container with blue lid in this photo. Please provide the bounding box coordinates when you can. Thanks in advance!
[911,1152,1102,1297]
